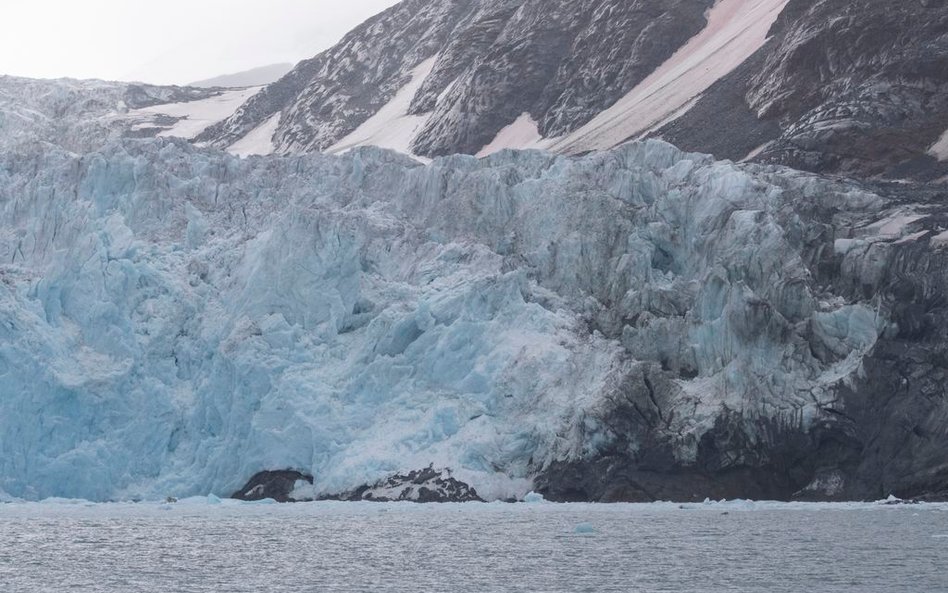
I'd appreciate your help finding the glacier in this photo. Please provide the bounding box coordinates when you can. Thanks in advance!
[0,136,939,502]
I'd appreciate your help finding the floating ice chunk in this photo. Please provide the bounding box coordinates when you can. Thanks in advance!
[523,492,546,504]
[207,494,222,505]
[243,498,278,505]
[574,523,596,534]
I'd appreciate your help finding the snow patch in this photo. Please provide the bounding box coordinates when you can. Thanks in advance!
[229,112,281,157]
[326,58,437,157]
[741,141,773,163]
[477,113,546,157]
[550,0,790,154]
[128,86,263,140]
[929,128,948,161]
[860,212,927,239]
[931,230,948,249]
[894,230,930,245]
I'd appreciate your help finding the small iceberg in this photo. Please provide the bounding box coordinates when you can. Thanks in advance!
[573,523,596,535]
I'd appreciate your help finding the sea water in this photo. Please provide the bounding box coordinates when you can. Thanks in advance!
[1,500,946,592]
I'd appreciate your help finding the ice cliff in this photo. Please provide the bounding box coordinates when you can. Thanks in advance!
[0,138,945,502]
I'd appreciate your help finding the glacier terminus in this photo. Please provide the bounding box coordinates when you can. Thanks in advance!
[1,136,945,503]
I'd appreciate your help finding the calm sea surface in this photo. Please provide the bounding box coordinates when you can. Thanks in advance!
[1,500,946,592]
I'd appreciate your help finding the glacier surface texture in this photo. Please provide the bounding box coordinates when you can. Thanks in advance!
[0,138,945,502]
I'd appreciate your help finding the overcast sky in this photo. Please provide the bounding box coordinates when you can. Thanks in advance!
[0,1,400,85]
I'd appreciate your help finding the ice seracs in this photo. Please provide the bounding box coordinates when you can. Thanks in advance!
[3,136,935,502]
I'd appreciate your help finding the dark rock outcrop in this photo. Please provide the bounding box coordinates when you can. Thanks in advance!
[330,467,484,503]
[232,470,314,502]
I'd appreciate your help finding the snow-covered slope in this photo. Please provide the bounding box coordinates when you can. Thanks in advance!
[325,58,437,158]
[196,0,717,158]
[547,0,790,154]
[2,137,947,502]
[125,87,263,140]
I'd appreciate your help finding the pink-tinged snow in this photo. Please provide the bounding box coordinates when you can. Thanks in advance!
[930,128,948,161]
[326,58,437,157]
[477,113,547,157]
[741,141,773,163]
[128,86,263,140]
[548,0,790,154]
[894,230,931,245]
[228,112,281,157]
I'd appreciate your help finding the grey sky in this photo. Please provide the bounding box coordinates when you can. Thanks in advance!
[0,1,400,85]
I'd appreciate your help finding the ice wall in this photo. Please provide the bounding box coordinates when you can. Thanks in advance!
[0,139,890,501]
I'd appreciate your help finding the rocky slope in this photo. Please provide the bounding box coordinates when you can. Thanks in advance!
[193,0,948,181]
[1,137,946,502]
[659,0,948,181]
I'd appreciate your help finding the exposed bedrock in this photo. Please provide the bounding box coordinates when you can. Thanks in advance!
[232,470,315,502]
[327,467,484,503]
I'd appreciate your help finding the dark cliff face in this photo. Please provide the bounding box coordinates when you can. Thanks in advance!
[834,184,948,501]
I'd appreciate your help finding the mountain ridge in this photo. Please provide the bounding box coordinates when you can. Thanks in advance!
[193,0,948,181]
[188,63,295,89]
